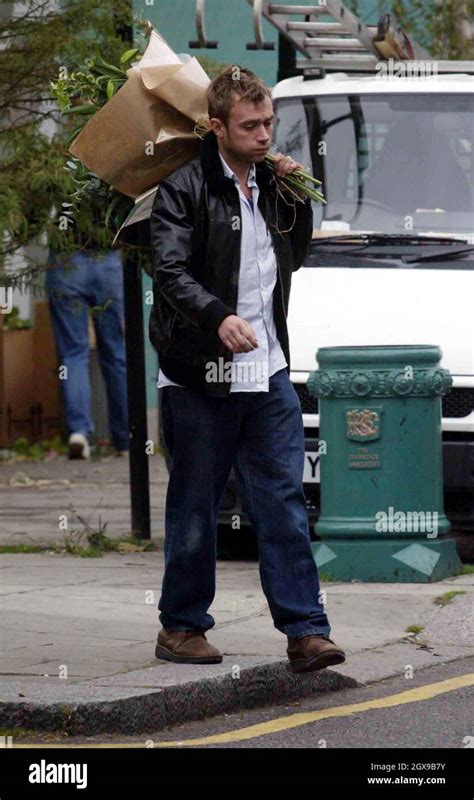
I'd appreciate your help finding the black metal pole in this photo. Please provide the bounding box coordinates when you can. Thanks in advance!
[113,3,150,540]
[122,244,151,539]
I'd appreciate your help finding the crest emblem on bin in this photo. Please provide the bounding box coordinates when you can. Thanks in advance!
[346,408,383,442]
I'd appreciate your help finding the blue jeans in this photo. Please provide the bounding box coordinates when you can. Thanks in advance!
[45,250,129,450]
[158,367,330,639]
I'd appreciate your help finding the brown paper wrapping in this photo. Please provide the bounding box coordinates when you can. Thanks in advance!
[68,30,211,198]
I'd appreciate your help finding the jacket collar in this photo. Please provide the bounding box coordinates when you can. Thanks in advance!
[200,130,274,195]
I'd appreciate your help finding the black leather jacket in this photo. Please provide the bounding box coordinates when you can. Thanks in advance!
[149,130,313,397]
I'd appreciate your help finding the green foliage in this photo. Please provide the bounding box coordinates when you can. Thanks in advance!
[433,590,467,605]
[392,0,474,59]
[405,624,424,634]
[48,42,142,258]
[1,306,32,330]
[12,437,31,456]
[0,0,149,280]
[53,501,156,556]
[0,1,229,286]
[48,46,230,266]
[7,435,68,460]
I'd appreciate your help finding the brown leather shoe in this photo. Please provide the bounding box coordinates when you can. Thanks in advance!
[287,634,346,674]
[155,627,223,664]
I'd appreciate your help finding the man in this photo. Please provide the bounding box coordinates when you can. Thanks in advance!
[149,65,345,674]
[46,248,129,459]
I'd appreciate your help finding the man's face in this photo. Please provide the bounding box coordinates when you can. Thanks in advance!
[210,94,274,164]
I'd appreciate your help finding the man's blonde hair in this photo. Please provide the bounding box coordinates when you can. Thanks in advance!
[206,65,272,126]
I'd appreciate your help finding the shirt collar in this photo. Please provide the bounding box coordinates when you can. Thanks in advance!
[218,151,257,188]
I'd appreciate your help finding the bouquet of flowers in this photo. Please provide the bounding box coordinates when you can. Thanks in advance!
[66,27,325,218]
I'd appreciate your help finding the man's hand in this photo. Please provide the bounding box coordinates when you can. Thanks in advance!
[218,315,258,354]
[273,153,307,200]
[273,153,304,177]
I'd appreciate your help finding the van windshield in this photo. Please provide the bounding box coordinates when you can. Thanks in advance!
[273,93,473,235]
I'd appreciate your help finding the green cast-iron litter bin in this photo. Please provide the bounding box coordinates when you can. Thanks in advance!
[307,345,463,582]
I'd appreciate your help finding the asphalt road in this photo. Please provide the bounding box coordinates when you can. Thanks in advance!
[11,655,473,750]
[4,657,473,795]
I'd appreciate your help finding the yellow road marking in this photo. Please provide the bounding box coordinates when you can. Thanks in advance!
[12,672,474,748]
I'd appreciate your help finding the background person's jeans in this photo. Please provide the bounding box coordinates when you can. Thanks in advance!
[159,367,330,639]
[45,249,129,450]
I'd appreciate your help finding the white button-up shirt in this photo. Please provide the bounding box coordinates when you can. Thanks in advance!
[157,150,287,392]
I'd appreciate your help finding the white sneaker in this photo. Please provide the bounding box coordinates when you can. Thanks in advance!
[68,433,91,460]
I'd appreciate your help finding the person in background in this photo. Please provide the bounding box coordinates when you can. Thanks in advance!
[46,242,129,459]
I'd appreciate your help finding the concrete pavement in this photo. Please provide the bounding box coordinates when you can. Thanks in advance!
[0,453,473,735]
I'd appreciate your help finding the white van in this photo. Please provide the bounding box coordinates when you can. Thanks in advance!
[273,70,474,536]
[197,69,474,552]
[155,69,473,554]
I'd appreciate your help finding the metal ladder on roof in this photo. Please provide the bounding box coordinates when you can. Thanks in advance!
[189,0,474,75]
[245,1,432,71]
